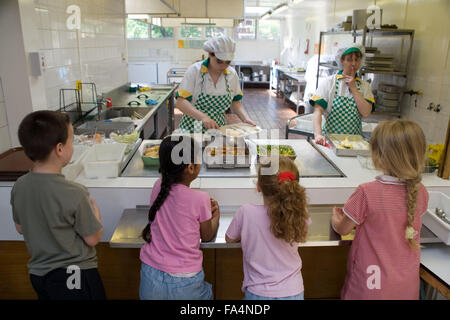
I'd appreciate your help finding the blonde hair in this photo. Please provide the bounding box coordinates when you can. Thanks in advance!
[257,157,309,244]
[370,120,426,249]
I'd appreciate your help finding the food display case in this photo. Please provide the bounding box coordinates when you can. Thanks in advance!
[121,139,345,178]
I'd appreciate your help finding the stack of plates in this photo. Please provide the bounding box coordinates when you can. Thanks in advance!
[363,48,395,72]
[375,83,402,111]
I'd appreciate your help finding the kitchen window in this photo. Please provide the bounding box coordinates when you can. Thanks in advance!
[126,19,149,39]
[151,25,174,39]
[206,27,226,38]
[234,19,256,40]
[180,26,203,39]
[257,19,280,40]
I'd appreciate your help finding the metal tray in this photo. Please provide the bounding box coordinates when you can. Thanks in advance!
[327,134,370,157]
[204,143,250,169]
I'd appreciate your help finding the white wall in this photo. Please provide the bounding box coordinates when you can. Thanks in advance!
[0,78,12,153]
[284,0,450,144]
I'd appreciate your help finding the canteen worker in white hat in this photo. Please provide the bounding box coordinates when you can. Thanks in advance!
[176,35,256,133]
[310,44,374,145]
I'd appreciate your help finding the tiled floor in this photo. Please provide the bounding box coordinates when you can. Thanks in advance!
[174,88,308,140]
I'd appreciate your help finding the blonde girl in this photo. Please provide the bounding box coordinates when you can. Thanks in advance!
[332,119,429,299]
[226,156,310,300]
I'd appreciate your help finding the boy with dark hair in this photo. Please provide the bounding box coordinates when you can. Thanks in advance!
[11,110,106,300]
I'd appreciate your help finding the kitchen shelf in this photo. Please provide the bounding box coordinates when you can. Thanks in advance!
[316,27,414,117]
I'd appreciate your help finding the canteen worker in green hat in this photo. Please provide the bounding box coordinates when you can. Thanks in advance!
[176,35,256,134]
[310,44,374,145]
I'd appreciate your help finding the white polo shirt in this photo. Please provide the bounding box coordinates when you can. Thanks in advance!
[310,71,374,116]
[176,58,243,105]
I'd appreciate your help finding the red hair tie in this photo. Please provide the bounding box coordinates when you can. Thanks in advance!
[278,171,296,183]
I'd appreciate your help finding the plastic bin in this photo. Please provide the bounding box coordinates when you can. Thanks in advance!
[295,113,325,133]
[83,143,127,178]
[62,145,89,180]
[421,192,450,245]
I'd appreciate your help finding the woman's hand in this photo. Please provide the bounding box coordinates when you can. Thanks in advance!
[201,115,220,130]
[210,198,220,218]
[242,118,257,126]
[314,134,327,146]
[344,74,357,92]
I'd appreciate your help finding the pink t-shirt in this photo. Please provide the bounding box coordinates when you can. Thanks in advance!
[140,179,212,273]
[341,175,429,300]
[226,203,310,298]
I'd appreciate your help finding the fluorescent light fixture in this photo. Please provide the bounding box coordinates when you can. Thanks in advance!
[291,0,304,4]
[272,3,288,16]
[260,10,272,20]
[128,14,149,20]
[152,17,161,26]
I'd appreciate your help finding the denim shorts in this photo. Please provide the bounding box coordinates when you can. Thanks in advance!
[139,263,213,300]
[244,290,304,300]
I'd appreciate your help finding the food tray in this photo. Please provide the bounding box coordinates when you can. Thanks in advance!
[83,143,127,178]
[219,123,261,138]
[256,145,297,162]
[62,145,89,180]
[421,192,450,245]
[327,134,370,157]
[141,142,160,167]
[204,143,250,168]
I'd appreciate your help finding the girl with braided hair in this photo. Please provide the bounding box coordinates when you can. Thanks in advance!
[226,157,311,300]
[139,135,220,300]
[332,119,429,299]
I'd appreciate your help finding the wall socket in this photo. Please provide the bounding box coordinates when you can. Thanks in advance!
[428,102,441,112]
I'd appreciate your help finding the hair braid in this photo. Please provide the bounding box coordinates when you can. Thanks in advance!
[142,172,178,243]
[405,177,421,249]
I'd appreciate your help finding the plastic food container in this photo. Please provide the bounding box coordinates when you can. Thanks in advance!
[83,143,127,178]
[295,113,325,133]
[141,143,160,167]
[62,145,89,180]
[421,192,450,245]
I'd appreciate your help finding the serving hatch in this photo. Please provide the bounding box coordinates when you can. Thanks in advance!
[327,134,370,157]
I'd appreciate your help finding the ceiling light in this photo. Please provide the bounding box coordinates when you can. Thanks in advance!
[128,14,150,20]
[260,10,272,20]
[272,3,288,16]
[245,6,271,15]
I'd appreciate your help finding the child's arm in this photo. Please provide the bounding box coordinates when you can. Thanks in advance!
[82,198,103,247]
[200,198,220,242]
[331,207,357,235]
[225,234,240,243]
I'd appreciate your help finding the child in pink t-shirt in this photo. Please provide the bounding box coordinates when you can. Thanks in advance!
[332,119,429,300]
[226,157,310,300]
[139,135,220,300]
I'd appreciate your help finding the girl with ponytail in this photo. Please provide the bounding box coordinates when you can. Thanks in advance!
[332,119,429,300]
[139,135,220,300]
[226,156,310,300]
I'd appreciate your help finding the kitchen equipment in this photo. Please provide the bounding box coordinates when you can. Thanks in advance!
[204,141,251,169]
[259,70,264,75]
[327,134,370,157]
[261,74,267,82]
[0,147,34,181]
[421,192,450,245]
[82,143,127,178]
[62,145,89,181]
[243,75,251,81]
[378,83,402,93]
[352,9,368,30]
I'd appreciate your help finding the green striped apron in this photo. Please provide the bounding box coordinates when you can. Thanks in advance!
[324,78,363,135]
[179,73,232,134]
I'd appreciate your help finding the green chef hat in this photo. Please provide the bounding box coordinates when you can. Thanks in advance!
[342,47,362,56]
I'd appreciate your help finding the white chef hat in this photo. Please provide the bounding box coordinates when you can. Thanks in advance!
[203,35,236,61]
[335,44,365,70]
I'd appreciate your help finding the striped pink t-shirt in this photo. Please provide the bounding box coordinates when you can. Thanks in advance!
[341,175,429,300]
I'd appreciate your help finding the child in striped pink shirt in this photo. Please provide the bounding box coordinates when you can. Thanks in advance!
[332,119,429,300]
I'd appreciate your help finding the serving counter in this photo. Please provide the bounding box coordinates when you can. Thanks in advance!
[0,138,448,299]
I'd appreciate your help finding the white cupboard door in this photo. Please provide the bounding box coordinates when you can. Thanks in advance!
[128,63,158,84]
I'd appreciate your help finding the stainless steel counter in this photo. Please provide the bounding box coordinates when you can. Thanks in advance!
[109,206,441,248]
[121,139,345,178]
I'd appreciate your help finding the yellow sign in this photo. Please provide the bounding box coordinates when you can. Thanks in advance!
[178,40,184,48]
